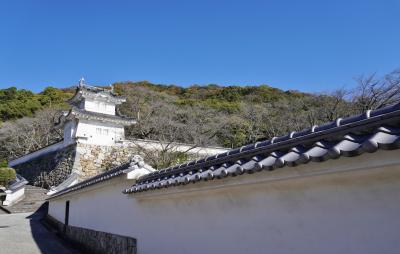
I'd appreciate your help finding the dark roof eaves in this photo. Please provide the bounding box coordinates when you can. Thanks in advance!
[9,142,74,164]
[72,107,136,122]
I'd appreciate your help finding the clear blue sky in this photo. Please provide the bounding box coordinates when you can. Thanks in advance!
[0,0,399,93]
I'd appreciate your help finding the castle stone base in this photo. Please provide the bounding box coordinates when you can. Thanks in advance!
[12,140,226,190]
[77,143,139,179]
[13,142,142,189]
[13,144,77,189]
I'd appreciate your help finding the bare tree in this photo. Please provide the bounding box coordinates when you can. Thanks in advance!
[120,86,223,168]
[352,69,400,112]
[0,109,62,161]
[2,69,399,167]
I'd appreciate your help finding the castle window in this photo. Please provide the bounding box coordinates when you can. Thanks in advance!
[96,127,109,136]
[97,102,106,111]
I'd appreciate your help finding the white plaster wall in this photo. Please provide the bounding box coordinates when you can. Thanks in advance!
[128,139,229,157]
[3,187,24,206]
[63,121,77,144]
[75,120,124,145]
[83,99,115,115]
[49,198,68,223]
[48,150,400,254]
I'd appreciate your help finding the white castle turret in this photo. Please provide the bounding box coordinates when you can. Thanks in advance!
[56,78,136,146]
[9,78,227,192]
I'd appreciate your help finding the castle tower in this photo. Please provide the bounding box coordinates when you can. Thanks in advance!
[56,78,136,146]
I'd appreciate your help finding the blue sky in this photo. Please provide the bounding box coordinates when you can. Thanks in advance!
[0,0,399,93]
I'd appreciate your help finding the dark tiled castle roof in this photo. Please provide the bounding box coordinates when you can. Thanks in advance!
[71,107,136,124]
[69,83,125,101]
[124,102,400,194]
[55,107,136,129]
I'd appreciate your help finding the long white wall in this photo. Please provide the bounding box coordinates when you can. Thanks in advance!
[127,139,229,157]
[48,150,400,254]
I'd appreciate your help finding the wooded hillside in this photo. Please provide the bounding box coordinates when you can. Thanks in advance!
[0,87,72,122]
[0,69,399,167]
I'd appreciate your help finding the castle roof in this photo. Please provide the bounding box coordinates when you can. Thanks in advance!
[56,106,136,127]
[124,102,400,194]
[68,78,126,106]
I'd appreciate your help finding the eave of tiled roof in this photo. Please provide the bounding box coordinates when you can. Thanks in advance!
[124,102,400,194]
[70,107,136,125]
[48,162,130,200]
[8,175,28,192]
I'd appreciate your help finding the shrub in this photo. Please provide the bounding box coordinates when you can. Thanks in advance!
[0,160,7,168]
[0,168,16,187]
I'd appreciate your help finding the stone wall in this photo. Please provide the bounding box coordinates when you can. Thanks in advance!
[13,144,76,189]
[12,140,216,189]
[11,143,140,188]
[77,143,138,179]
[45,215,137,254]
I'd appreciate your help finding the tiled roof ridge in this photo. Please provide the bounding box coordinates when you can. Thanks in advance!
[77,84,122,97]
[48,162,130,199]
[133,102,400,185]
[8,175,28,191]
[67,84,126,105]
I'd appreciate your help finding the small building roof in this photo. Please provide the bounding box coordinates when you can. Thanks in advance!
[7,175,28,192]
[55,107,136,128]
[68,79,126,106]
[48,155,153,199]
[71,107,136,125]
[124,102,400,194]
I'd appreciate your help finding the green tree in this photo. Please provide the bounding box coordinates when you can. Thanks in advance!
[39,86,70,107]
[0,160,7,168]
[0,168,16,187]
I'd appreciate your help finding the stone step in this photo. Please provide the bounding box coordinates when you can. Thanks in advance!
[25,194,47,197]
[5,185,48,213]
[24,188,47,192]
[24,189,47,193]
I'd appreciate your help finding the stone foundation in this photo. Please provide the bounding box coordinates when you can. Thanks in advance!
[77,143,139,179]
[13,143,138,189]
[12,140,215,189]
[11,143,139,188]
[13,144,76,189]
[45,215,137,254]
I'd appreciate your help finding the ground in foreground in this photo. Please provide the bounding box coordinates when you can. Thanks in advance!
[0,212,80,254]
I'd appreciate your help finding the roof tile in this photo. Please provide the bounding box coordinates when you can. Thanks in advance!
[124,102,400,194]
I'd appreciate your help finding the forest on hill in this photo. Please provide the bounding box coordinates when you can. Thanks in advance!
[0,69,399,168]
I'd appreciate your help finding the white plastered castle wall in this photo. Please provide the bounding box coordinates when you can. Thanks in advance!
[75,119,125,146]
[48,149,400,254]
[83,98,116,115]
[63,121,77,144]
